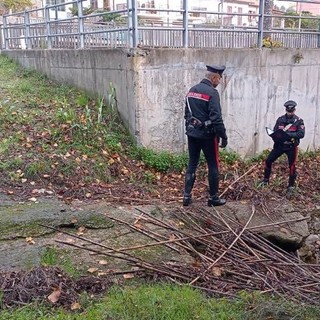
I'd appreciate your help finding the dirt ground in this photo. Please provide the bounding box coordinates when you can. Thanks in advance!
[0,192,317,273]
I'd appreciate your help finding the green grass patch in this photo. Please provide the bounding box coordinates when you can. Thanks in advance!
[1,284,320,319]
[40,246,81,278]
[24,160,52,178]
[130,147,189,172]
[103,283,213,320]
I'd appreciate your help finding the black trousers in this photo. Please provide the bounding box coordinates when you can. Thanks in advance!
[264,146,298,186]
[184,136,220,197]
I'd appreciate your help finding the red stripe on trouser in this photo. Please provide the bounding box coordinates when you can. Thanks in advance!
[290,146,298,175]
[214,137,220,171]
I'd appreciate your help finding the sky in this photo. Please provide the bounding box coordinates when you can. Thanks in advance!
[274,0,296,10]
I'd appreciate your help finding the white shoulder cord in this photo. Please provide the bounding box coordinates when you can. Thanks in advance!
[186,96,193,116]
[283,119,297,132]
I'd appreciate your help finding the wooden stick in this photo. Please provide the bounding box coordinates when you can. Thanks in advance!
[220,163,259,197]
[189,205,255,285]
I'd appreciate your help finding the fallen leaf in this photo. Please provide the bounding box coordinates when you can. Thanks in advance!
[26,237,35,245]
[87,267,99,273]
[71,218,78,224]
[70,302,81,310]
[191,259,202,269]
[98,260,108,265]
[212,267,223,277]
[65,238,75,244]
[169,234,176,241]
[48,287,61,303]
[108,158,115,165]
[121,168,129,175]
[98,272,107,276]
[78,226,86,233]
[123,273,135,279]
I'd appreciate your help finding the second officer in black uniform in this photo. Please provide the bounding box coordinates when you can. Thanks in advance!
[260,100,305,194]
[183,65,228,206]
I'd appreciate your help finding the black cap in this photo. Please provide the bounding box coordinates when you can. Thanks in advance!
[284,100,297,111]
[206,65,225,75]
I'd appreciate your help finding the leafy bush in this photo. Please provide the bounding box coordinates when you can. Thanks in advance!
[130,147,189,172]
[262,37,283,48]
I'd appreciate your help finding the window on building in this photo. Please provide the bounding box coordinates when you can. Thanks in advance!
[116,3,127,10]
[190,7,207,18]
[248,10,254,22]
[46,0,66,11]
[224,6,233,25]
[90,0,98,10]
[237,7,242,25]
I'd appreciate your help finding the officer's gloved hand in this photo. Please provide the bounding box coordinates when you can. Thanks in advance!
[220,138,228,148]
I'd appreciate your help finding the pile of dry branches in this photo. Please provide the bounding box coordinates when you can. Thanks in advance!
[0,267,112,308]
[54,206,320,305]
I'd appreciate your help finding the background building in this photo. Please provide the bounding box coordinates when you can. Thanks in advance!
[26,0,261,27]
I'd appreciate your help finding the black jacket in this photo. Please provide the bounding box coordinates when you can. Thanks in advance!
[185,79,227,140]
[273,114,305,149]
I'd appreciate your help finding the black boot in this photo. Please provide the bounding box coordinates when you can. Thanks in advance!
[208,194,226,206]
[208,175,226,206]
[286,186,294,197]
[286,174,296,197]
[288,174,296,188]
[259,179,269,187]
[262,167,271,184]
[183,173,195,206]
[183,196,192,206]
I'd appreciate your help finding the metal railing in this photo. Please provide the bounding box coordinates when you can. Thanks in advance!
[0,0,319,49]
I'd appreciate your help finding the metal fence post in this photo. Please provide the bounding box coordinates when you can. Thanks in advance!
[182,0,189,48]
[128,0,138,48]
[45,6,52,49]
[3,15,9,50]
[318,19,320,48]
[0,23,3,50]
[25,10,31,49]
[257,0,265,48]
[77,0,85,48]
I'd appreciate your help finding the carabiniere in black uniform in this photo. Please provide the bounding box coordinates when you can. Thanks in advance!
[183,65,228,207]
[262,100,305,191]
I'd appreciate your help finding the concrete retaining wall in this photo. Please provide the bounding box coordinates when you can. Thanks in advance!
[4,48,320,156]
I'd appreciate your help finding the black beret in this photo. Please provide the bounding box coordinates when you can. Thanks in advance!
[206,65,225,75]
[284,100,297,108]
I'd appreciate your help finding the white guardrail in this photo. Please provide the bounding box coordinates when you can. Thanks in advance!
[0,0,319,49]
